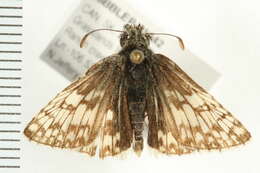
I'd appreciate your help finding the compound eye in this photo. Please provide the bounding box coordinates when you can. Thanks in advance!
[130,49,144,64]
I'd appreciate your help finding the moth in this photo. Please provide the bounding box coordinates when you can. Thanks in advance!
[24,24,251,158]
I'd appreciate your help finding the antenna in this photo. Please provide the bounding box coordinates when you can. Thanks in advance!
[80,29,123,48]
[148,32,185,50]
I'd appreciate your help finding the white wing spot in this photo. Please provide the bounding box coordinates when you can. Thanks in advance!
[65,91,84,107]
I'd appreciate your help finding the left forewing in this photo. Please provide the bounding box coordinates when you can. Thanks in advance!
[147,54,251,154]
[24,55,132,158]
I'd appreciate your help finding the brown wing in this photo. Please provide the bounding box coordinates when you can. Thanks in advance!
[147,54,251,155]
[24,54,133,158]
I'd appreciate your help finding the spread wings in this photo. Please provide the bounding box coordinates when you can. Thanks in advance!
[147,54,251,155]
[24,55,133,158]
[24,52,251,158]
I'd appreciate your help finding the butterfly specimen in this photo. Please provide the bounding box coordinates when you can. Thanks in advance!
[24,24,251,158]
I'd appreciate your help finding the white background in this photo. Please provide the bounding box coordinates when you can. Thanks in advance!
[22,0,260,173]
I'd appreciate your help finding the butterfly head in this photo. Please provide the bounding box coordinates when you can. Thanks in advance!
[120,24,152,49]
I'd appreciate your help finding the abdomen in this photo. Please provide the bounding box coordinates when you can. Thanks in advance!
[126,60,148,155]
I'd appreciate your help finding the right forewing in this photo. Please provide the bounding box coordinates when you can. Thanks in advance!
[147,54,251,155]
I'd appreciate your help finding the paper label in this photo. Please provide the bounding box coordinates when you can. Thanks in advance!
[41,0,220,90]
